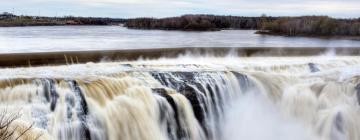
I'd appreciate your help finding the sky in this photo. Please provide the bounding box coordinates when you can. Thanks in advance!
[1,0,360,18]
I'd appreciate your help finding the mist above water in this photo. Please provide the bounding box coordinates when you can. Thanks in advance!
[223,93,317,140]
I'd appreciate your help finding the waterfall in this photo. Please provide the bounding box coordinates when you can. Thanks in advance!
[0,56,360,140]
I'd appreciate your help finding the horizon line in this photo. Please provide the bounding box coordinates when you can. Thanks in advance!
[2,12,360,19]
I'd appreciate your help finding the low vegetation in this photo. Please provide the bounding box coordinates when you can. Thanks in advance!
[0,110,41,140]
[260,16,360,36]
[0,12,125,27]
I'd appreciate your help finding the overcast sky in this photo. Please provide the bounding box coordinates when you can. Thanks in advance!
[1,0,359,18]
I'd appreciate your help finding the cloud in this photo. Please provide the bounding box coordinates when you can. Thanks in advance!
[203,0,360,16]
[0,0,359,18]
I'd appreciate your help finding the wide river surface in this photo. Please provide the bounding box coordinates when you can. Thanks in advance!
[0,26,359,53]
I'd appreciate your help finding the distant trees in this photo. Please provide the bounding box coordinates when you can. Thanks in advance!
[261,16,360,36]
[125,15,277,31]
[125,15,360,36]
[1,12,360,37]
[0,12,16,20]
[62,16,125,25]
[0,12,126,27]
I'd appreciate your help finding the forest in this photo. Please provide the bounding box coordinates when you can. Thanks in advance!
[125,15,278,31]
[125,15,360,36]
[2,12,360,37]
[0,12,125,27]
[260,16,360,36]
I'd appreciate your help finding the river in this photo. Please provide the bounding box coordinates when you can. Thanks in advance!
[0,26,360,140]
[0,26,359,53]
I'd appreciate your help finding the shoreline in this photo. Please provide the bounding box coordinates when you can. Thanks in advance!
[0,24,121,28]
[0,14,125,27]
[255,30,360,41]
[1,14,359,40]
[1,24,358,41]
[0,23,123,27]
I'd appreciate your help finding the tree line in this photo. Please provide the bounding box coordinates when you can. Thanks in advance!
[125,14,360,36]
[2,12,360,37]
[0,12,126,27]
[261,16,360,36]
[125,14,278,31]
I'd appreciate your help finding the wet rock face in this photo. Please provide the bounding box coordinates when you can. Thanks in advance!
[355,84,360,105]
[152,88,185,139]
[120,64,132,68]
[68,80,91,140]
[151,72,208,133]
[334,113,344,133]
[308,63,320,73]
[42,79,59,111]
[232,72,255,93]
[42,79,91,140]
[331,112,345,140]
[150,71,254,140]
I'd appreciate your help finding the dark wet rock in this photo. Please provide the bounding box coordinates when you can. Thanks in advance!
[308,63,320,73]
[232,71,255,93]
[42,80,51,102]
[152,88,184,139]
[206,84,223,120]
[179,85,207,132]
[355,84,360,105]
[68,80,89,116]
[121,64,132,67]
[42,79,59,111]
[151,72,209,136]
[331,112,345,140]
[334,112,344,133]
[152,88,168,95]
[68,80,91,140]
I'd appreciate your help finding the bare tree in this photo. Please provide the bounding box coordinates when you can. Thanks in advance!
[0,109,42,140]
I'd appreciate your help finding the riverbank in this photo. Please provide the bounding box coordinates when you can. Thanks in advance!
[125,15,360,39]
[255,30,360,41]
[1,13,359,40]
[258,16,360,39]
[0,13,125,27]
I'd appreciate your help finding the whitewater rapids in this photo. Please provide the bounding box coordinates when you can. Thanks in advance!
[0,56,360,140]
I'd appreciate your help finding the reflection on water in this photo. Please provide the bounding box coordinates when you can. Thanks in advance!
[0,26,359,53]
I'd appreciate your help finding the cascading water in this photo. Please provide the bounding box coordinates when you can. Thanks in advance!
[0,56,360,140]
